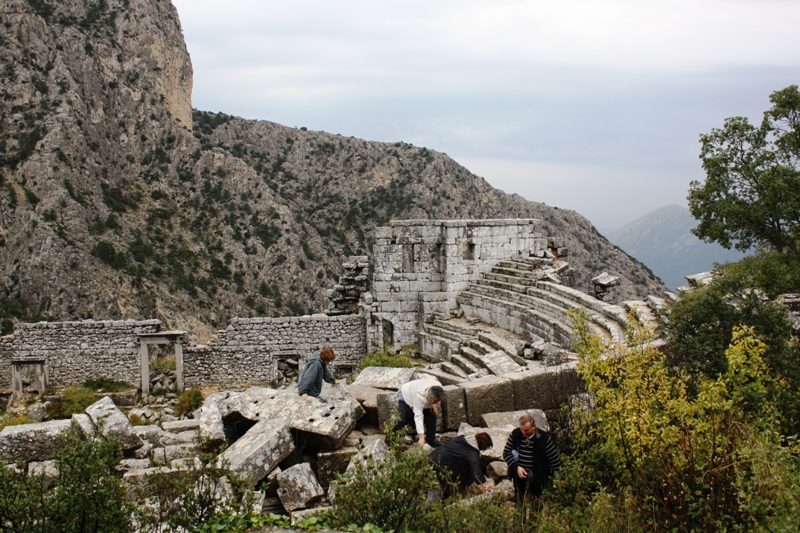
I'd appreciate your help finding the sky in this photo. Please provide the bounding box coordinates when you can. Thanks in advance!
[171,0,800,230]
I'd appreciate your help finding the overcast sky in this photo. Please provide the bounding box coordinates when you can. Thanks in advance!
[171,0,800,230]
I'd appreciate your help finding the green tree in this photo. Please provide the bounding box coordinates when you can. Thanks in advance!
[689,85,800,256]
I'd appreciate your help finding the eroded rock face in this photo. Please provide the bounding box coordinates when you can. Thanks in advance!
[85,396,144,452]
[219,420,294,489]
[275,463,325,512]
[0,419,72,462]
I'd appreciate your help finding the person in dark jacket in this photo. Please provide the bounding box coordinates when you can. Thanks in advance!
[502,414,562,501]
[298,347,340,399]
[430,432,493,499]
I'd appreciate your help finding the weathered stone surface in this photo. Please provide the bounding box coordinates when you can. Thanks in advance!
[376,391,399,431]
[220,420,294,488]
[133,425,168,447]
[276,463,325,512]
[442,385,467,431]
[508,362,581,411]
[486,460,508,482]
[122,466,177,499]
[29,460,58,478]
[290,401,359,450]
[351,367,416,390]
[161,419,200,432]
[458,423,513,464]
[0,419,72,461]
[27,402,47,422]
[317,446,358,486]
[118,458,151,473]
[164,443,196,463]
[291,506,332,526]
[459,376,514,427]
[71,413,95,437]
[481,409,549,433]
[342,384,381,426]
[85,396,144,452]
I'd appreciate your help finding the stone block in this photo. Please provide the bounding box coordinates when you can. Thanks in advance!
[376,391,399,432]
[486,460,508,482]
[164,443,196,463]
[346,435,390,472]
[343,384,381,426]
[290,402,359,450]
[220,420,294,488]
[351,367,416,390]
[481,409,549,432]
[508,364,581,411]
[457,423,513,464]
[133,425,168,447]
[71,413,95,437]
[442,385,467,431]
[161,419,200,432]
[291,506,332,526]
[316,446,358,487]
[85,396,144,452]
[276,463,325,512]
[0,419,72,461]
[460,376,514,427]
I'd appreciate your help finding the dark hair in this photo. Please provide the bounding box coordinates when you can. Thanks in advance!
[474,432,493,451]
[428,385,444,400]
[320,347,336,362]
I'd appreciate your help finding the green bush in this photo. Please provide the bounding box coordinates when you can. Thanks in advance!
[0,427,131,533]
[151,356,176,373]
[328,431,437,532]
[45,386,97,420]
[83,377,131,392]
[358,346,415,369]
[174,389,204,417]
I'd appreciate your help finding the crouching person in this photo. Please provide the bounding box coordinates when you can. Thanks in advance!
[429,432,494,501]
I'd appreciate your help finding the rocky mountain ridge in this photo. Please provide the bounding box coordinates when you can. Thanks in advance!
[0,0,665,342]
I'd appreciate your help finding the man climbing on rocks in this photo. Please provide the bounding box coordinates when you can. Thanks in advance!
[392,378,444,447]
[298,347,340,399]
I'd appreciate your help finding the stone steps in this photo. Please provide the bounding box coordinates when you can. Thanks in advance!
[418,331,460,363]
[432,318,475,337]
[451,353,482,375]
[423,324,469,344]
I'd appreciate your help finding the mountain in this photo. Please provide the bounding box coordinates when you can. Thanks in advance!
[0,0,665,341]
[608,205,748,290]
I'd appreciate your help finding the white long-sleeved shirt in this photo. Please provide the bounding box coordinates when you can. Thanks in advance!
[398,378,442,435]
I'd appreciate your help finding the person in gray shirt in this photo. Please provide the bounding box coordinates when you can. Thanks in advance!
[298,347,340,399]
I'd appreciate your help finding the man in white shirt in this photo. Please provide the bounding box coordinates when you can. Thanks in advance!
[392,378,444,447]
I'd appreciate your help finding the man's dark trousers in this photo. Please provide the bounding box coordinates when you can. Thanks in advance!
[393,399,437,443]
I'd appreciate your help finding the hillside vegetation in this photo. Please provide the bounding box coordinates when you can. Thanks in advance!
[0,0,663,340]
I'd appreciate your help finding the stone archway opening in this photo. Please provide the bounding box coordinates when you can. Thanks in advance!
[137,331,186,396]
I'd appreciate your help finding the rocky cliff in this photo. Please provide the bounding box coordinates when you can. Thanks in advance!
[0,0,665,341]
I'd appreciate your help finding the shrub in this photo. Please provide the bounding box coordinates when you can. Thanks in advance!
[0,414,35,431]
[151,356,176,373]
[174,389,203,417]
[45,386,97,420]
[358,346,415,369]
[0,427,131,533]
[328,431,437,532]
[83,377,131,392]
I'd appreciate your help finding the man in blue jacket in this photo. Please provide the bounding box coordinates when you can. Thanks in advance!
[298,347,340,399]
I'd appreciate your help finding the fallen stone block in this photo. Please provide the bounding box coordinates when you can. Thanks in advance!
[161,419,200,432]
[85,396,144,452]
[459,376,514,427]
[196,391,239,444]
[458,423,514,464]
[118,458,151,473]
[316,446,358,487]
[442,385,467,431]
[342,384,381,426]
[29,459,58,479]
[291,506,332,526]
[122,466,177,500]
[164,443,196,463]
[376,391,399,432]
[276,463,325,512]
[290,401,359,450]
[351,367,416,389]
[481,409,549,432]
[220,420,294,488]
[486,460,508,482]
[133,425,168,447]
[71,413,95,437]
[0,419,72,461]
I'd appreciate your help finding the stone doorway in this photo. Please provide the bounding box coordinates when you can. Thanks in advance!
[137,331,186,396]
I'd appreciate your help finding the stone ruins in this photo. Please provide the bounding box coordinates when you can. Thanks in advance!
[1,218,672,518]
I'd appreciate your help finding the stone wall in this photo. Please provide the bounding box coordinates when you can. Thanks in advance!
[1,320,162,388]
[371,219,543,348]
[184,314,367,387]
